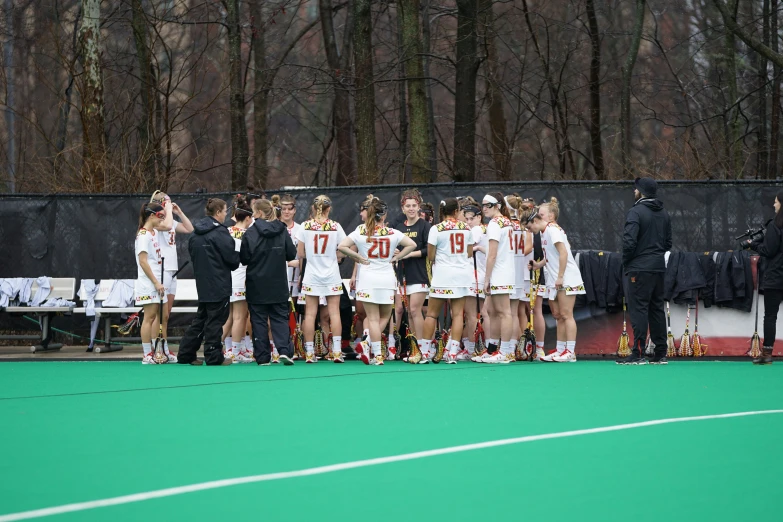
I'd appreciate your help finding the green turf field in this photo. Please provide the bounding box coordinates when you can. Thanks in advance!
[1,361,782,521]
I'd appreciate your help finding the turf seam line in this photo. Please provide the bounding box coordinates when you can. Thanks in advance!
[1,409,781,522]
[0,364,507,401]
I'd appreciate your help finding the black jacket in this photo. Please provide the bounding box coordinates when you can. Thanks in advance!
[752,221,783,290]
[663,251,706,304]
[240,219,296,304]
[714,250,753,312]
[188,216,240,302]
[622,198,672,273]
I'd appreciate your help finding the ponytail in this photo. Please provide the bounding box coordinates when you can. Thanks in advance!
[439,198,459,222]
[363,197,388,240]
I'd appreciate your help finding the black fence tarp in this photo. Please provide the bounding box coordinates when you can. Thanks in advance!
[0,181,779,281]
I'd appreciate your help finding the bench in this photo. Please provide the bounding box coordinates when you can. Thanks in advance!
[77,279,199,353]
[1,278,77,352]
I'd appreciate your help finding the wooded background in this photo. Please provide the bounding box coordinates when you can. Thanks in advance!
[2,0,782,193]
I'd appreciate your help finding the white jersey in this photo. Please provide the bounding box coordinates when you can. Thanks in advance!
[134,228,162,289]
[485,216,515,288]
[511,220,527,288]
[295,219,346,287]
[158,225,178,271]
[522,230,534,282]
[471,224,488,283]
[228,225,249,288]
[428,219,473,288]
[348,225,405,290]
[286,222,302,291]
[541,223,583,289]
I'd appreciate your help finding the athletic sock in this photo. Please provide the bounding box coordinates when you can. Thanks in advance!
[500,341,512,356]
[448,339,461,356]
[556,341,566,354]
[509,338,519,353]
[332,336,342,353]
[422,339,432,356]
[243,335,252,350]
[142,343,152,356]
[536,341,544,350]
[371,341,382,357]
[231,341,242,356]
[225,336,232,351]
[464,340,476,353]
[388,334,396,348]
[565,341,576,354]
[305,342,314,355]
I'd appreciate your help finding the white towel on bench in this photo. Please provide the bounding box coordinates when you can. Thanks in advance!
[78,280,99,316]
[103,280,135,308]
[31,277,52,307]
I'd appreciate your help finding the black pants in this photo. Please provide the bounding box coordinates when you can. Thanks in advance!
[177,299,230,365]
[763,289,783,347]
[248,302,293,364]
[625,271,667,356]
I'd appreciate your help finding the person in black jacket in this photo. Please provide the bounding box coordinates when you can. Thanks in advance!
[241,198,298,365]
[178,198,240,366]
[618,177,673,365]
[746,191,783,365]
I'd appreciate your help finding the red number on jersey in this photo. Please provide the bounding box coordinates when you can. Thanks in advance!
[449,233,465,254]
[367,237,390,259]
[313,234,328,254]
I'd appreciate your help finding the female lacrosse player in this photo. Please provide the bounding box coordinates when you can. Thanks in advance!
[135,202,168,364]
[350,194,374,347]
[338,197,416,365]
[296,195,347,363]
[526,199,585,362]
[475,192,516,363]
[507,196,535,356]
[391,189,431,357]
[150,191,194,360]
[225,195,255,363]
[421,198,473,364]
[461,197,488,360]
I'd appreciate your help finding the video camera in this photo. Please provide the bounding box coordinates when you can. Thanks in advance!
[737,219,772,248]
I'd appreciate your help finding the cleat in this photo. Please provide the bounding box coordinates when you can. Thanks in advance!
[552,349,577,363]
[279,355,295,366]
[305,352,317,364]
[358,341,371,365]
[539,349,559,362]
[456,350,471,361]
[387,347,397,361]
[471,349,488,362]
[166,353,178,363]
[418,352,431,364]
[446,353,458,364]
[142,354,156,365]
[482,352,514,364]
[369,355,384,366]
[534,348,546,361]
[271,351,280,364]
[332,352,345,363]
[232,353,254,364]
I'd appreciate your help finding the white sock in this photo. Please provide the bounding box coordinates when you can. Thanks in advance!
[509,338,519,352]
[422,339,432,356]
[556,341,566,354]
[500,341,512,355]
[305,341,314,355]
[332,336,342,352]
[464,340,475,353]
[243,335,252,350]
[448,339,461,355]
[232,341,242,356]
[142,343,152,356]
[536,341,544,351]
[225,336,232,350]
[388,334,396,347]
[371,341,382,357]
[566,341,576,354]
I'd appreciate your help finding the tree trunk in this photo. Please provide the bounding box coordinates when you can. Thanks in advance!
[585,0,605,179]
[399,0,429,183]
[723,0,741,178]
[620,0,645,177]
[453,0,479,182]
[396,10,409,183]
[771,0,780,179]
[227,0,249,190]
[251,0,269,189]
[353,0,378,184]
[131,0,158,190]
[320,0,355,186]
[756,0,769,179]
[78,0,106,192]
[421,0,438,180]
[4,0,16,192]
[481,0,510,180]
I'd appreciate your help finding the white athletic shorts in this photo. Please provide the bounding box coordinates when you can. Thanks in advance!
[397,283,429,296]
[429,286,471,299]
[540,284,587,301]
[230,288,246,303]
[356,288,395,304]
[302,283,344,297]
[470,282,485,298]
[298,294,327,306]
[487,284,514,296]
[163,271,178,296]
[134,278,167,306]
[519,280,532,302]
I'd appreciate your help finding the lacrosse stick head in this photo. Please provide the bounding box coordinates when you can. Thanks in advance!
[406,333,421,364]
[617,331,631,357]
[666,333,677,357]
[114,313,140,335]
[749,333,762,358]
[153,338,168,364]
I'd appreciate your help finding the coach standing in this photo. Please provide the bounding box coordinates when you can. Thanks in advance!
[178,198,240,366]
[618,177,672,365]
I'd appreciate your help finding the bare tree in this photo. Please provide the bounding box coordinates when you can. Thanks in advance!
[227,0,249,190]
[353,0,378,184]
[620,0,645,177]
[78,0,106,191]
[399,0,430,182]
[585,0,604,179]
[452,0,479,182]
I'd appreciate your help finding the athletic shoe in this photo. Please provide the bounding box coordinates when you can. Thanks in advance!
[305,352,317,364]
[239,349,255,361]
[616,353,648,365]
[166,353,178,363]
[418,352,431,364]
[534,348,546,361]
[142,354,156,365]
[446,353,458,364]
[649,354,669,365]
[539,350,559,362]
[483,351,514,364]
[332,352,345,363]
[552,349,576,363]
[470,349,488,362]
[369,355,384,366]
[359,341,371,365]
[387,347,397,361]
[271,352,280,364]
[232,353,254,364]
[456,350,471,361]
[258,362,271,366]
[279,355,295,366]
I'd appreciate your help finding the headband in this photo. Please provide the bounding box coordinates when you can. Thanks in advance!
[483,195,498,204]
[462,204,480,215]
[526,207,540,224]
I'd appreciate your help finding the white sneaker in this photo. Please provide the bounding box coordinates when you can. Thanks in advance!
[142,354,156,365]
[534,348,546,361]
[358,341,371,364]
[471,349,488,362]
[166,353,178,363]
[483,351,514,364]
[539,350,559,362]
[446,353,458,364]
[271,351,280,364]
[369,355,384,366]
[456,350,470,361]
[332,352,345,363]
[418,352,431,364]
[387,347,397,361]
[306,352,317,364]
[239,349,255,362]
[232,353,254,364]
[552,349,577,363]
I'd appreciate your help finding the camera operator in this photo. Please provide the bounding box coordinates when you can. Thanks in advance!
[743,191,783,365]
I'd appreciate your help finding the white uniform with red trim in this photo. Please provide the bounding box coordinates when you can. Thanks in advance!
[287,222,302,297]
[228,225,249,302]
[158,225,179,296]
[348,225,405,304]
[134,228,166,306]
[428,219,474,299]
[540,223,585,300]
[295,219,346,297]
[510,220,526,300]
[471,224,488,297]
[485,216,515,294]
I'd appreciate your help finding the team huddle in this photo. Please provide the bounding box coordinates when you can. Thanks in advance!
[133,189,586,366]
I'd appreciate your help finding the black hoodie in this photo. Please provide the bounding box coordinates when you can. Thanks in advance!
[240,219,297,304]
[622,198,672,273]
[188,216,240,302]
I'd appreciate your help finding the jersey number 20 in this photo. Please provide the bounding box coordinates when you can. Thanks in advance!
[367,237,390,258]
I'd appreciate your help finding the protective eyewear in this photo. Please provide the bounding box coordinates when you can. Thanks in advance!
[482,202,496,208]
